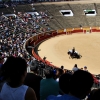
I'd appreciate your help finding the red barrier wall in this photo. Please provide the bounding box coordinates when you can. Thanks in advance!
[72,30,83,33]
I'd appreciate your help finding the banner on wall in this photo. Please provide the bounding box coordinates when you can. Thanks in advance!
[57,29,64,33]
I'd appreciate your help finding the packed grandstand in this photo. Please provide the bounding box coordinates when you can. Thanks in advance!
[0,0,100,100]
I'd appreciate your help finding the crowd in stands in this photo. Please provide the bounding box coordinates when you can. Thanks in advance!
[0,0,74,5]
[0,6,51,66]
[0,1,34,8]
[0,56,99,100]
[0,3,100,100]
[0,0,74,9]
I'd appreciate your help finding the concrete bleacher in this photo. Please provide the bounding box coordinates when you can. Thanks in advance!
[0,5,33,15]
[81,3,95,10]
[95,3,100,15]
[69,4,83,16]
[48,18,63,30]
[1,3,100,31]
[39,3,99,28]
[64,16,88,28]
[54,16,71,29]
[86,16,96,27]
[33,4,46,12]
[42,4,62,16]
[96,16,100,26]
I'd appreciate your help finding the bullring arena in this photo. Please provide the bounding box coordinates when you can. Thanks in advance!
[24,0,100,75]
[37,32,100,74]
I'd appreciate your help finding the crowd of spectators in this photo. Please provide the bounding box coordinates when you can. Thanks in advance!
[0,56,98,100]
[0,5,51,67]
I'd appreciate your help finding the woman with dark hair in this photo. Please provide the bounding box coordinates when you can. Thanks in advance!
[0,56,37,100]
[72,64,79,72]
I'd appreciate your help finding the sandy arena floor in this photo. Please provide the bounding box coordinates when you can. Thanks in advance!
[38,33,100,74]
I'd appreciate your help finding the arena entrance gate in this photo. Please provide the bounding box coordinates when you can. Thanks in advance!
[83,28,91,34]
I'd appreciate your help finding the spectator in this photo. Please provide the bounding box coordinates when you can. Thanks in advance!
[80,68,83,70]
[59,73,72,94]
[0,56,37,100]
[24,62,42,100]
[47,70,94,100]
[87,88,100,100]
[84,66,88,72]
[72,64,79,72]
[69,70,94,99]
[40,68,60,100]
[60,66,64,70]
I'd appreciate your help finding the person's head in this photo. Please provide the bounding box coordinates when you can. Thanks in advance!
[74,64,77,68]
[84,66,88,71]
[44,68,53,79]
[56,68,64,77]
[69,70,94,99]
[88,88,100,100]
[80,68,83,70]
[30,60,38,73]
[61,66,64,70]
[2,56,27,86]
[59,73,72,94]
[30,66,38,73]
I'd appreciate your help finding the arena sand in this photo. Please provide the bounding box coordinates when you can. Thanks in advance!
[38,33,100,74]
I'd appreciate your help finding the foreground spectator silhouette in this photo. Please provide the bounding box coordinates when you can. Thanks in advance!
[40,68,60,100]
[0,56,37,100]
[47,70,94,100]
[47,73,72,98]
[69,70,93,99]
[59,73,72,95]
[24,62,42,100]
[87,88,100,100]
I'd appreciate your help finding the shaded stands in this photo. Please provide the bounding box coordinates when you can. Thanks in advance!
[25,27,100,88]
[95,3,100,15]
[34,4,65,29]
[35,4,72,28]
[96,16,100,26]
[54,16,71,29]
[86,17,96,27]
[0,5,33,15]
[81,3,95,10]
[2,3,100,30]
[40,4,61,16]
[34,4,47,12]
[13,5,34,15]
[33,3,100,28]
[48,18,63,30]
[63,16,88,28]
[69,4,83,16]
